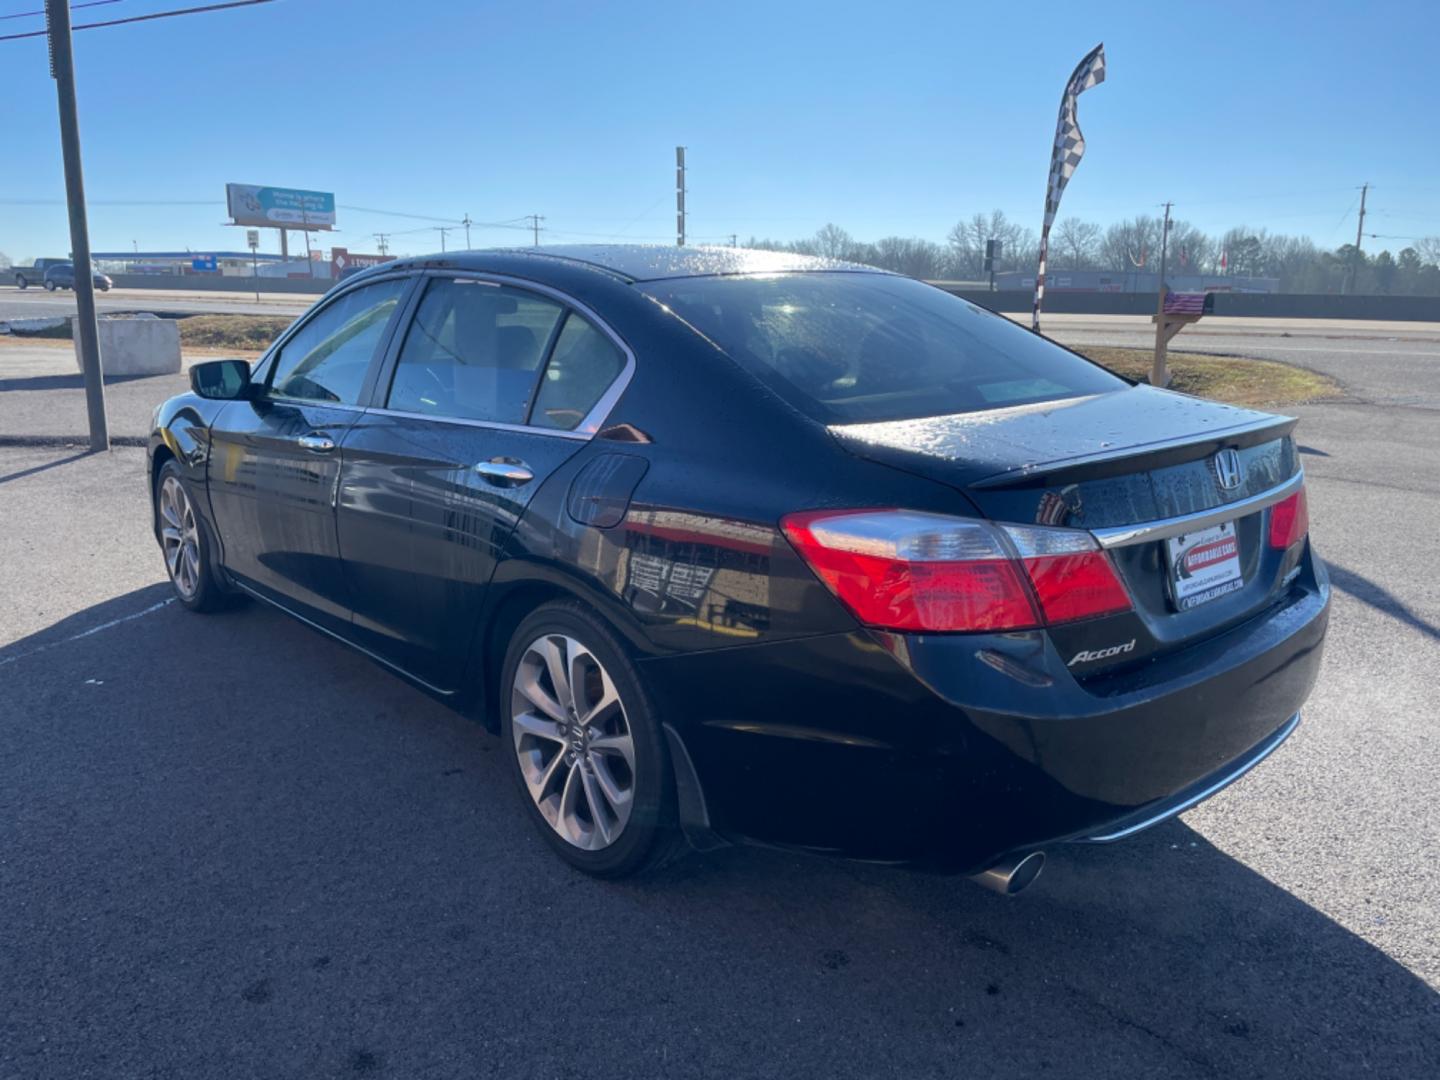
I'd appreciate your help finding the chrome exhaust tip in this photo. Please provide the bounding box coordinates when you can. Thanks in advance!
[969,851,1046,895]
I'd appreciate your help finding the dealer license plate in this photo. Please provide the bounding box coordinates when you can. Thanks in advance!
[1166,522,1243,610]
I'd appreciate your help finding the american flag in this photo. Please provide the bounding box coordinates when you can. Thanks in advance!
[1032,44,1107,331]
[1164,291,1208,315]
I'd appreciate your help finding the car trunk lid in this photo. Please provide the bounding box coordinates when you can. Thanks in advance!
[829,386,1305,673]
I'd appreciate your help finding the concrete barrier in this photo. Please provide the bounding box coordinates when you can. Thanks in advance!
[0,316,70,335]
[73,314,181,376]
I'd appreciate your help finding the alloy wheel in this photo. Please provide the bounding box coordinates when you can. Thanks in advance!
[510,633,636,851]
[158,475,202,599]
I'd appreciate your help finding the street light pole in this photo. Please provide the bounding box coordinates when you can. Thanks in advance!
[44,0,107,452]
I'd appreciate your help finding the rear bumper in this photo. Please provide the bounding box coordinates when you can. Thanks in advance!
[1072,710,1300,843]
[641,567,1329,873]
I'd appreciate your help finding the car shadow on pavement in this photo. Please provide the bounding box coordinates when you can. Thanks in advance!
[1327,561,1440,641]
[2,586,1436,1079]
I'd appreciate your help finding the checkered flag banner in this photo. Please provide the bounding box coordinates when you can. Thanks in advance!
[1032,43,1106,331]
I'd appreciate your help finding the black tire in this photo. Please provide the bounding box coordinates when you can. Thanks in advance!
[15,276,27,289]
[499,600,683,878]
[154,460,231,613]
[43,280,56,292]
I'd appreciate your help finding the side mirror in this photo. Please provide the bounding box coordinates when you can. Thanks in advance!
[190,359,254,400]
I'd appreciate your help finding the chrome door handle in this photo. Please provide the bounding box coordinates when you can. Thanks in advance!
[298,432,336,453]
[474,459,534,486]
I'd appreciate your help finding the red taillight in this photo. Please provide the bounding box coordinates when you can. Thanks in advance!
[1268,488,1309,550]
[780,509,1132,633]
[1022,552,1134,623]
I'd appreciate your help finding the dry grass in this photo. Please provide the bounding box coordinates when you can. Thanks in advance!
[1079,347,1342,408]
[175,315,291,354]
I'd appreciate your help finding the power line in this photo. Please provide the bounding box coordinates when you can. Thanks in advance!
[0,0,272,41]
[337,203,462,225]
[0,197,221,205]
[0,0,119,22]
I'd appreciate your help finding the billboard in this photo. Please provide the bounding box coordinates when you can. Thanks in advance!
[226,184,336,230]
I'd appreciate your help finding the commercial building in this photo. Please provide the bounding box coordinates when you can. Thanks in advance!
[91,251,331,280]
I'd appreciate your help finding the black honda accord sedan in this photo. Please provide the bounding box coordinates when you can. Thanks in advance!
[148,246,1328,891]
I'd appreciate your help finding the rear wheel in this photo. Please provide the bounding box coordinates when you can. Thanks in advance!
[15,275,27,289]
[155,461,228,612]
[500,602,681,877]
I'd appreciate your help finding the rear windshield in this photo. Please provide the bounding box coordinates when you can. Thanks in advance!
[642,272,1126,423]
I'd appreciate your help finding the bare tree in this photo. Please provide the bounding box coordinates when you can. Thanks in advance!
[871,237,947,279]
[1052,217,1100,269]
[947,210,1033,277]
[0,251,10,269]
[1416,236,1440,268]
[812,223,855,259]
[1099,216,1163,272]
[1165,222,1213,276]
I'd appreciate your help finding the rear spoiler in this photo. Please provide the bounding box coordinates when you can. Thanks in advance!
[969,414,1297,490]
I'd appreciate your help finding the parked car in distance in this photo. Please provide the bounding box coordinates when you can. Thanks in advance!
[42,262,112,292]
[147,245,1329,892]
[11,257,71,289]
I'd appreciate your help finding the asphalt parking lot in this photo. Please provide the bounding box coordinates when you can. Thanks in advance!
[1,323,1437,1078]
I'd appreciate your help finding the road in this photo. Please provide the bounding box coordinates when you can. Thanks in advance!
[0,283,315,320]
[1015,312,1440,410]
[1,317,1437,1077]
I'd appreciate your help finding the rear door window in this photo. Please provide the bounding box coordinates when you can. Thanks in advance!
[641,272,1126,423]
[386,278,565,424]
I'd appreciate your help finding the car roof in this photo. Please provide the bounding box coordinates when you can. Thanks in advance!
[375,244,884,284]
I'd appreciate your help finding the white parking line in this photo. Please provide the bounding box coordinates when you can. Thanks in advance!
[0,597,175,668]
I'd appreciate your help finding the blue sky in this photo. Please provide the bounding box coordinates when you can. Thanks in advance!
[3,0,1437,261]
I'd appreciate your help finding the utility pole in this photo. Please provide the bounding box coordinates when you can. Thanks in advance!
[1344,183,1369,295]
[675,146,686,247]
[461,214,472,249]
[300,206,314,278]
[1150,201,1174,389]
[373,233,390,256]
[729,233,737,248]
[434,225,454,252]
[45,0,107,451]
[527,213,545,247]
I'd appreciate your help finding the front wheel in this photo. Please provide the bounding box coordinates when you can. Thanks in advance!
[155,461,229,612]
[43,280,56,292]
[500,602,682,877]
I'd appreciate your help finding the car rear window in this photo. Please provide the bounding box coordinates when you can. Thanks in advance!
[641,272,1126,423]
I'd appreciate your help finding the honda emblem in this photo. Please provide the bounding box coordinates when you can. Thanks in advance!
[1213,448,1245,490]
